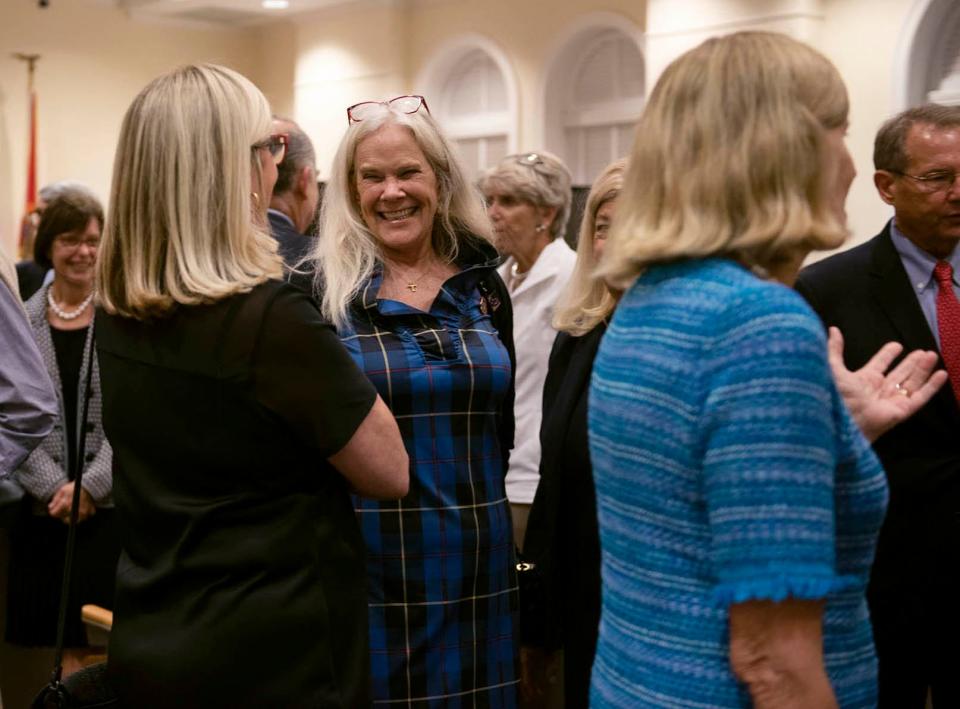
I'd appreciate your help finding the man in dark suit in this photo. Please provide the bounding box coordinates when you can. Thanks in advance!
[796,104,960,709]
[267,117,320,270]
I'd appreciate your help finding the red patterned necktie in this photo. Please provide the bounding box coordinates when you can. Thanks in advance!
[934,260,960,400]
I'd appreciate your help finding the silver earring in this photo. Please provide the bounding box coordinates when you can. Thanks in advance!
[535,224,546,233]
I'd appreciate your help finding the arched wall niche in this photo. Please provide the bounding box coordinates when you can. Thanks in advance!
[894,0,960,109]
[415,34,519,175]
[541,13,645,185]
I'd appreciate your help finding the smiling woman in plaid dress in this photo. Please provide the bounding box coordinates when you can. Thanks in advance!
[311,97,519,707]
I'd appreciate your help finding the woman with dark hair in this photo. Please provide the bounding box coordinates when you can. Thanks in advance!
[6,187,119,675]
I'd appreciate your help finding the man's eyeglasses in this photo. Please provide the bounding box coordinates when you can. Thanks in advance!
[891,169,960,193]
[347,95,430,125]
[252,133,288,166]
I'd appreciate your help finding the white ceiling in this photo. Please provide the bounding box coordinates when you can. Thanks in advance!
[110,0,378,27]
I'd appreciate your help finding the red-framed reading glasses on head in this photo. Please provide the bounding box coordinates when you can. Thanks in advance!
[346,95,430,125]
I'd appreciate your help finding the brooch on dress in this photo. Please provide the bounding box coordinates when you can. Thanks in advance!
[477,278,501,315]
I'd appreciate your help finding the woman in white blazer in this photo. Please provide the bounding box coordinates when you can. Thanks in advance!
[481,151,576,553]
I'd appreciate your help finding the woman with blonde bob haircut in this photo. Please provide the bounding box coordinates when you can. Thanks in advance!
[588,32,945,708]
[94,64,408,708]
[600,32,849,289]
[311,97,519,705]
[98,64,283,318]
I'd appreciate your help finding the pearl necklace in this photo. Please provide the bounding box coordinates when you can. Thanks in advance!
[47,288,94,321]
[508,261,529,291]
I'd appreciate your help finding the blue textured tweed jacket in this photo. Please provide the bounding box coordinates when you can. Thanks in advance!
[588,258,887,708]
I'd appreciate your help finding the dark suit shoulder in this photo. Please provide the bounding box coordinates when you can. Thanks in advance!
[795,230,888,322]
[268,211,314,271]
[797,233,880,286]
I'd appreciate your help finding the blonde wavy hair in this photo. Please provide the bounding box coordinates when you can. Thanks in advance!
[314,106,492,331]
[600,31,849,290]
[552,159,626,336]
[98,64,281,319]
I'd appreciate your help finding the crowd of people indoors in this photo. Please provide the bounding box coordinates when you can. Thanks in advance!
[2,29,960,709]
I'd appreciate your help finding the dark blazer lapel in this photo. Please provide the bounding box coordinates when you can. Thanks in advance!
[869,224,960,421]
[547,327,605,438]
[536,327,603,496]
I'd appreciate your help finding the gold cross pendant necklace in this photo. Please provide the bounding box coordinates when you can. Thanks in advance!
[396,263,433,293]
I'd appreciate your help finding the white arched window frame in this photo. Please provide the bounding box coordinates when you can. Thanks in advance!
[415,36,519,177]
[543,16,645,186]
[895,0,960,108]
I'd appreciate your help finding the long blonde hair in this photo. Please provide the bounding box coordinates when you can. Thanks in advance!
[98,64,281,319]
[314,107,492,331]
[552,159,625,335]
[600,31,849,291]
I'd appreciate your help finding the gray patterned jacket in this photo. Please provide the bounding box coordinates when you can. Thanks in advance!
[16,285,113,512]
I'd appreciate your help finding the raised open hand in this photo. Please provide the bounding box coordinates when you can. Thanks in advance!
[828,326,948,442]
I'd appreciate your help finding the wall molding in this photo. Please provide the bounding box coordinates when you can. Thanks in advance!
[413,32,519,154]
[645,10,824,39]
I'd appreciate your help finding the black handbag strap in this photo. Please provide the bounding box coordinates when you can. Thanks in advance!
[45,325,98,694]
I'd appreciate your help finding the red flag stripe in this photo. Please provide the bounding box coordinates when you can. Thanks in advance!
[25,89,37,213]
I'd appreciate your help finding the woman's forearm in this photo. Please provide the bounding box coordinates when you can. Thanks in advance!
[729,599,838,709]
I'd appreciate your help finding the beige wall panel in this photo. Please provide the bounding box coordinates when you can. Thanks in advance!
[253,21,298,120]
[406,0,645,153]
[642,0,915,254]
[0,2,257,256]
[646,0,825,84]
[818,0,913,253]
[289,3,407,177]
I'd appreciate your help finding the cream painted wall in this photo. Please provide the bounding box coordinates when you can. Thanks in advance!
[407,0,645,160]
[287,2,410,181]
[275,0,646,178]
[819,0,914,251]
[646,0,825,84]
[640,0,916,251]
[255,20,297,120]
[0,0,934,260]
[0,1,259,257]
[278,0,922,249]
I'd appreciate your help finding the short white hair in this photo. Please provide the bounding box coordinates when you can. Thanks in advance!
[479,151,573,239]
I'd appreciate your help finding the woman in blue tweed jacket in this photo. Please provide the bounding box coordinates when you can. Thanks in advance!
[588,32,945,708]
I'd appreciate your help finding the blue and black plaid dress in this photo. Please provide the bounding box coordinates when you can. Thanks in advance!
[340,246,519,707]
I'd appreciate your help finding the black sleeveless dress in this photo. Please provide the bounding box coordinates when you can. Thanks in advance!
[96,281,377,708]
